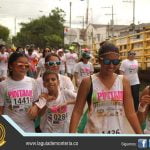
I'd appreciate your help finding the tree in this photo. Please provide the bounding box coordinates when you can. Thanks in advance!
[0,25,9,42]
[12,8,65,48]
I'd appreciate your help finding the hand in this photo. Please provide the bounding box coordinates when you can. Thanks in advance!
[140,95,150,107]
[27,105,39,120]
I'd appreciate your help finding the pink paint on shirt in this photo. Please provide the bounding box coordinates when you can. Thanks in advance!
[8,90,33,98]
[97,91,123,101]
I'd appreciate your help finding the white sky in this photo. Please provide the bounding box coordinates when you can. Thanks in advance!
[0,0,149,36]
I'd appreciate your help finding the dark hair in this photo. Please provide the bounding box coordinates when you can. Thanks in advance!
[43,47,51,58]
[42,70,59,81]
[128,50,136,55]
[45,53,60,63]
[98,42,119,57]
[0,44,5,50]
[8,52,28,77]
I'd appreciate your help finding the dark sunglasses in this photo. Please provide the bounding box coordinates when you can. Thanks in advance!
[45,61,61,66]
[101,58,120,65]
[15,62,30,69]
[129,53,136,56]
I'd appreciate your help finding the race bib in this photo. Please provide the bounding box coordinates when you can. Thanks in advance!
[93,101,124,134]
[47,105,67,125]
[10,96,32,112]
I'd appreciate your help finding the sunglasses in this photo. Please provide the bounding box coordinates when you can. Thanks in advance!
[45,61,61,66]
[129,53,136,56]
[101,58,120,65]
[15,62,30,69]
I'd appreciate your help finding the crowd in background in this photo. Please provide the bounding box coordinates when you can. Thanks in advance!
[0,42,149,134]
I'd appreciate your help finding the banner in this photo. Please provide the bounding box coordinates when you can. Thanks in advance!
[0,115,150,150]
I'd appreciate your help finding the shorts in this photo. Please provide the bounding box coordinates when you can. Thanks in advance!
[66,65,74,75]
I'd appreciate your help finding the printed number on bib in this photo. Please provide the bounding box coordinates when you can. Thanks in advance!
[11,97,31,111]
[48,113,67,125]
[13,97,31,105]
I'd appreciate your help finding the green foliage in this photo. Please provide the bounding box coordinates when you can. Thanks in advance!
[12,7,65,48]
[0,25,9,42]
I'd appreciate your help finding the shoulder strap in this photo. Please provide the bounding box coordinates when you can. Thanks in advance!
[86,75,93,106]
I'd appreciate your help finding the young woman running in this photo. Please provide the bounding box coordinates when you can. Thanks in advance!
[0,52,38,132]
[69,42,142,134]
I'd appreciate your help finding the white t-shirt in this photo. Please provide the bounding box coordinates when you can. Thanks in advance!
[36,89,77,133]
[0,76,39,132]
[37,58,45,78]
[59,55,66,72]
[65,52,78,66]
[0,52,9,69]
[36,74,75,126]
[119,59,140,85]
[74,61,94,84]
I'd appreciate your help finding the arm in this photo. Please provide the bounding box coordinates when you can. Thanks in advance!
[74,72,80,88]
[62,90,77,106]
[35,67,41,79]
[27,104,40,119]
[0,106,4,115]
[119,60,125,75]
[123,76,142,134]
[137,86,150,124]
[119,70,124,75]
[28,93,53,119]
[69,77,91,133]
[0,82,6,115]
[74,63,80,88]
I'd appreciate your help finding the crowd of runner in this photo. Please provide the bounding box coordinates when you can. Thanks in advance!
[0,42,150,134]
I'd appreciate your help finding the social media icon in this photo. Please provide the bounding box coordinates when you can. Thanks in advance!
[138,139,147,149]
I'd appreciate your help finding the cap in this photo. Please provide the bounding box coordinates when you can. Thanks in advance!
[82,52,91,59]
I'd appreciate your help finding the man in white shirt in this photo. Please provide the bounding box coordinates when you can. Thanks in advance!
[74,52,94,88]
[65,49,78,80]
[119,51,140,111]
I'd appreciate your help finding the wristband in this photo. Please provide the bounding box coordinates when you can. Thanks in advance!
[138,103,148,112]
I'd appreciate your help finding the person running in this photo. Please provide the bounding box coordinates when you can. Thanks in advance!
[26,48,39,78]
[28,70,76,132]
[0,45,9,82]
[36,47,51,79]
[36,53,75,131]
[0,52,39,132]
[57,49,66,75]
[65,48,78,80]
[69,42,142,134]
[137,85,150,134]
[119,51,140,111]
[74,52,94,88]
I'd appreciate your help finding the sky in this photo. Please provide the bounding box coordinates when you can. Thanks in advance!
[0,0,150,36]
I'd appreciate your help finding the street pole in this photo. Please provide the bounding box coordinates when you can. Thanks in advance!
[69,1,72,44]
[69,2,72,29]
[123,0,135,32]
[111,5,114,37]
[102,5,115,37]
[86,0,89,26]
[14,17,16,35]
[133,0,135,27]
